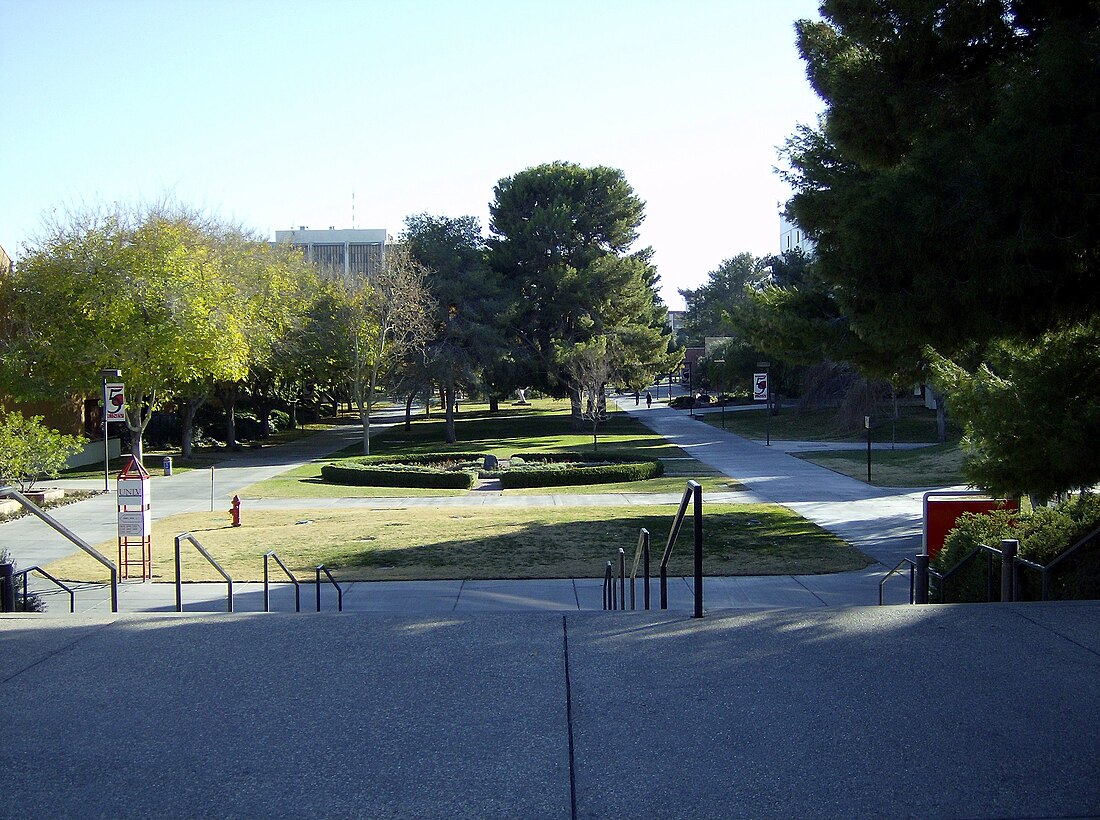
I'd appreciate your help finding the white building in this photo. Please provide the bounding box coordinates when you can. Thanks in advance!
[274,227,388,278]
[779,211,814,255]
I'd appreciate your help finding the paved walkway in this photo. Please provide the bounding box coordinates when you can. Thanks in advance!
[3,400,951,614]
[3,604,1098,817]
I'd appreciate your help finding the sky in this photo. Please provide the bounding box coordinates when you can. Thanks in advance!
[0,0,825,310]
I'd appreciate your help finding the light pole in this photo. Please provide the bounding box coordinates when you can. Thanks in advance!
[757,361,771,446]
[99,368,121,492]
[714,359,726,428]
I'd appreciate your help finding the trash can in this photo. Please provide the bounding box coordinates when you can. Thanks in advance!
[163,456,173,476]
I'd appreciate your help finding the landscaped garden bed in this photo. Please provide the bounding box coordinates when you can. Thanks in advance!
[319,450,663,490]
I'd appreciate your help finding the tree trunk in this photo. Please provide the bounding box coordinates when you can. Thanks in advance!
[405,393,415,431]
[444,383,456,444]
[253,393,275,438]
[180,395,207,460]
[933,388,947,443]
[220,384,240,450]
[124,389,155,463]
[569,388,585,431]
[489,395,499,413]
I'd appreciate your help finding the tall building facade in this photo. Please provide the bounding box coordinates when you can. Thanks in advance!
[779,212,814,255]
[274,227,388,278]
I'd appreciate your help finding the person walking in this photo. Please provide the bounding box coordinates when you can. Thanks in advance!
[634,390,640,406]
[645,391,652,409]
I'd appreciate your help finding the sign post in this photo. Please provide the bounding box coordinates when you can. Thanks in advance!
[99,369,123,492]
[755,362,771,446]
[116,457,151,580]
[865,415,873,482]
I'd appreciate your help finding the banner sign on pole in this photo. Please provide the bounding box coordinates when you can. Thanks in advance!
[104,382,126,422]
[753,372,768,402]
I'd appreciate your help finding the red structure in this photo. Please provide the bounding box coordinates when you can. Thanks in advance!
[923,491,1018,559]
[229,495,241,527]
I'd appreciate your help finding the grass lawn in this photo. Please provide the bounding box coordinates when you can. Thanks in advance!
[796,442,967,488]
[46,503,872,582]
[242,399,744,498]
[698,402,962,444]
[61,421,338,479]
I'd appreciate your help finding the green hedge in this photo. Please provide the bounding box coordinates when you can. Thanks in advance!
[933,494,1100,602]
[320,453,484,489]
[499,454,663,489]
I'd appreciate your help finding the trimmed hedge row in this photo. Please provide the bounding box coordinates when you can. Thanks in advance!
[500,453,663,489]
[320,452,484,489]
[319,450,663,490]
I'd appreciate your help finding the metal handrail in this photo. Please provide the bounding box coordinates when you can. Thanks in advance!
[315,565,343,612]
[659,480,704,618]
[175,532,234,613]
[617,548,626,611]
[878,558,915,606]
[629,528,651,610]
[13,566,75,613]
[928,540,1017,603]
[264,551,301,612]
[1,486,118,611]
[603,561,613,610]
[1013,524,1100,601]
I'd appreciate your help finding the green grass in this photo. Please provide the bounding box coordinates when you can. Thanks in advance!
[61,422,338,479]
[350,398,685,458]
[796,442,967,488]
[243,399,740,498]
[46,503,872,582]
[698,403,962,444]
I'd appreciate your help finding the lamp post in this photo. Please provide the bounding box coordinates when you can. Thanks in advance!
[99,368,121,492]
[714,359,726,428]
[757,361,771,446]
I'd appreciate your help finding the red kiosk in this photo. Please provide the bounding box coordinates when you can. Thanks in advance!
[116,457,152,580]
[923,490,1018,559]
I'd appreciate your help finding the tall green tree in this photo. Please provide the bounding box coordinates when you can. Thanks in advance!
[402,213,503,443]
[489,161,675,425]
[333,244,434,455]
[1,204,250,460]
[782,0,1100,494]
[677,253,769,346]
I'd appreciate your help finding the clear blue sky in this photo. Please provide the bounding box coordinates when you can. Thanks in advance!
[0,0,824,309]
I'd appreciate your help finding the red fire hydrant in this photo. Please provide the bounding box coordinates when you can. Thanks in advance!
[229,495,241,527]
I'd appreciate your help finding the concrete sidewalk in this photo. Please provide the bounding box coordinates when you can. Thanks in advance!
[3,603,1097,818]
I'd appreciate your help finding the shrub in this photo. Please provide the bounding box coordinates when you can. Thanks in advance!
[933,495,1100,602]
[499,453,663,489]
[0,410,86,491]
[320,453,484,489]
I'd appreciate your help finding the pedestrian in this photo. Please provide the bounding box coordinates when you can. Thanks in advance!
[634,390,640,406]
[645,391,652,409]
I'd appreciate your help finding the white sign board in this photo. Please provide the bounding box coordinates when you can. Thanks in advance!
[117,508,150,538]
[104,383,126,422]
[117,478,149,503]
[753,372,768,402]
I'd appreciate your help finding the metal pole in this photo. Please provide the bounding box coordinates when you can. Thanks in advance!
[867,421,872,482]
[0,562,14,612]
[765,367,771,446]
[915,554,929,604]
[618,548,626,611]
[210,466,215,512]
[1000,539,1018,603]
[102,376,110,492]
[643,531,651,610]
[693,483,703,618]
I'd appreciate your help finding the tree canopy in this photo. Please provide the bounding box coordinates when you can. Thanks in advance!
[488,161,677,422]
[781,0,1100,496]
[785,0,1100,354]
